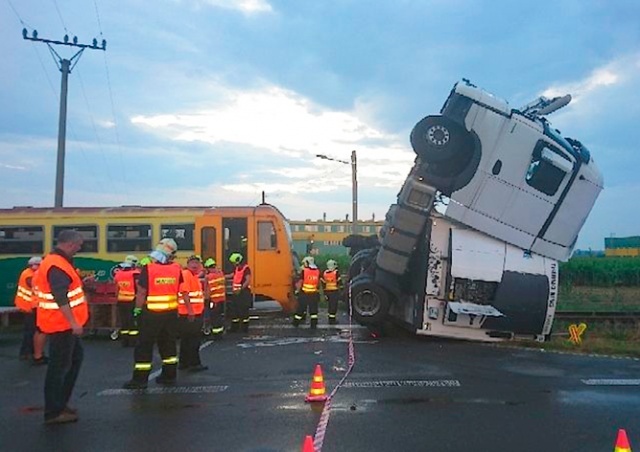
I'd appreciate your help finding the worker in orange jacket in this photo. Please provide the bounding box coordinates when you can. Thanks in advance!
[178,255,208,372]
[293,256,321,329]
[34,230,89,425]
[228,253,252,333]
[15,256,48,364]
[321,259,342,325]
[204,258,226,339]
[113,255,140,347]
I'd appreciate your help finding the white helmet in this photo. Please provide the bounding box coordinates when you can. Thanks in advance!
[326,259,337,271]
[301,256,316,268]
[28,256,42,267]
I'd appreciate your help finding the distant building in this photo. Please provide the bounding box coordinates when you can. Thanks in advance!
[289,217,384,256]
[604,236,640,257]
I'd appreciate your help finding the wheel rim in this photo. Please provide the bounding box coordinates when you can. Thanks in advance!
[353,289,381,317]
[426,125,450,146]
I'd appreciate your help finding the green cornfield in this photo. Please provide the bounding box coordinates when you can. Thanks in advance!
[560,256,640,287]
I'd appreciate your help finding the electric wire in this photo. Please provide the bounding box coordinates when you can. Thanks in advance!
[51,0,69,34]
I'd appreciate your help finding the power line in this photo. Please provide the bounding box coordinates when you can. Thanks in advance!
[51,0,69,33]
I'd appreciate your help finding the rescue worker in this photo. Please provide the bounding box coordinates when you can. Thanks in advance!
[15,256,48,364]
[228,253,252,333]
[293,256,321,329]
[34,230,89,425]
[204,258,226,339]
[113,255,140,347]
[178,255,207,372]
[321,259,342,325]
[123,240,192,389]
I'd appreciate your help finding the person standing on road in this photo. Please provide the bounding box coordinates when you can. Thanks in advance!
[123,240,190,389]
[34,230,89,425]
[113,255,140,347]
[204,258,226,339]
[293,256,320,329]
[178,255,207,372]
[228,253,252,333]
[15,256,48,364]
[321,259,342,325]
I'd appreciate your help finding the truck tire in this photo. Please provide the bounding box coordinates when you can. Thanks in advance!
[350,275,390,325]
[410,115,472,164]
[348,248,377,281]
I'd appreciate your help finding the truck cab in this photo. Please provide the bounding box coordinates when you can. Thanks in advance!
[348,80,603,342]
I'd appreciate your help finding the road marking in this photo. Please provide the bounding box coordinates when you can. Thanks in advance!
[149,340,214,380]
[582,379,640,386]
[237,336,376,348]
[98,385,229,396]
[342,380,461,388]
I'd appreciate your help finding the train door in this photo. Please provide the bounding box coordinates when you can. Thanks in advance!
[195,214,222,270]
[222,218,248,275]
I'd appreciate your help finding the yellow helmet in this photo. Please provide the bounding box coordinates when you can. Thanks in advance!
[229,253,243,264]
[204,258,216,268]
[139,256,152,266]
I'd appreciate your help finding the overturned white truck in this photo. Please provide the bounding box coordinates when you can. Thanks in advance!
[349,80,603,341]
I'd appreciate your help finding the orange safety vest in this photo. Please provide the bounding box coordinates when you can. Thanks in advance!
[34,254,88,334]
[232,264,250,292]
[114,268,140,303]
[179,269,205,316]
[323,269,339,292]
[206,269,226,304]
[302,267,320,293]
[14,267,36,312]
[146,262,181,312]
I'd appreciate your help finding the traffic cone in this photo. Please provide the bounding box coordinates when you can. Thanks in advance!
[614,429,632,452]
[305,364,328,402]
[301,435,316,452]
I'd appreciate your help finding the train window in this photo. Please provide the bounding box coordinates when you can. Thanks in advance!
[52,225,98,253]
[0,226,44,255]
[161,223,195,251]
[258,221,277,250]
[107,224,152,253]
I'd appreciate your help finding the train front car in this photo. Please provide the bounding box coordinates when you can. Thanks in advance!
[349,80,603,342]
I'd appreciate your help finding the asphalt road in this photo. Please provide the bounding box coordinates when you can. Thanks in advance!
[1,306,638,452]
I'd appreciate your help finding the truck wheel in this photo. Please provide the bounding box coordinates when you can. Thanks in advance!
[348,248,377,281]
[410,115,471,163]
[350,275,390,325]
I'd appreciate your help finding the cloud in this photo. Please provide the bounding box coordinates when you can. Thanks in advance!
[198,0,273,14]
[98,120,116,129]
[0,163,27,171]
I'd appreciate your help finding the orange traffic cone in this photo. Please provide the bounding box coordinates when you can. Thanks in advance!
[614,429,632,452]
[301,435,316,452]
[305,364,328,402]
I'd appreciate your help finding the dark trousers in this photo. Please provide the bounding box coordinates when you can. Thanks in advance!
[20,311,36,356]
[131,310,178,383]
[44,331,83,420]
[118,303,137,344]
[210,302,225,335]
[294,292,319,327]
[326,290,339,322]
[230,289,251,332]
[178,315,203,368]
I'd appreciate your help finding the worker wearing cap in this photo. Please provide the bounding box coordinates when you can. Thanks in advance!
[228,253,252,333]
[204,258,226,338]
[322,259,342,325]
[113,255,140,347]
[123,240,190,389]
[293,256,321,329]
[15,256,48,364]
[178,255,207,372]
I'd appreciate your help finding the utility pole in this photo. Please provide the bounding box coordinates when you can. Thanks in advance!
[22,28,106,207]
[315,150,358,234]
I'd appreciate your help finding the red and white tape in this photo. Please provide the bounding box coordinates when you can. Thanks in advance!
[313,284,357,451]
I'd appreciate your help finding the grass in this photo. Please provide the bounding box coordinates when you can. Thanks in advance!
[557,285,640,312]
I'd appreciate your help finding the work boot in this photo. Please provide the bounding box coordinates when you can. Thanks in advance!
[329,317,337,325]
[310,319,318,330]
[123,380,148,390]
[44,412,78,425]
[32,356,49,366]
[241,321,249,333]
[229,321,239,333]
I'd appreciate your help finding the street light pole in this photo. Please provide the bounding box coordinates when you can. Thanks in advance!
[315,151,358,234]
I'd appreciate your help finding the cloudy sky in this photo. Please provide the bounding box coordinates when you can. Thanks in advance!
[1,0,639,250]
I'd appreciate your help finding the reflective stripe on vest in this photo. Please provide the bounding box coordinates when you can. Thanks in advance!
[14,268,35,312]
[178,269,204,316]
[232,264,249,292]
[146,262,181,312]
[114,269,139,302]
[302,267,320,293]
[323,269,339,291]
[206,270,226,303]
[34,253,88,333]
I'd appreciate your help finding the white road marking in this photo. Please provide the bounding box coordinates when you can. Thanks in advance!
[98,385,228,396]
[581,379,640,386]
[342,380,461,388]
